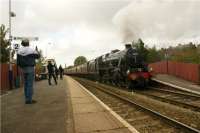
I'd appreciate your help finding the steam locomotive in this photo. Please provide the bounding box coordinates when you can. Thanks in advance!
[65,44,152,89]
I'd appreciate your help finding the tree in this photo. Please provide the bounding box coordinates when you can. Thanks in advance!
[147,46,162,63]
[66,65,73,69]
[35,49,46,75]
[169,43,200,64]
[0,24,9,63]
[74,56,87,66]
[134,38,149,62]
[36,49,45,68]
[131,40,200,64]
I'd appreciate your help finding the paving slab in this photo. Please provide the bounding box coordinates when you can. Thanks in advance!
[71,96,95,104]
[74,112,124,133]
[92,128,134,133]
[73,102,106,114]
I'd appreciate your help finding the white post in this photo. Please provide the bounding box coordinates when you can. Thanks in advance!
[9,0,12,69]
[8,0,13,89]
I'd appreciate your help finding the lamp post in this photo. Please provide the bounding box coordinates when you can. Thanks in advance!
[8,0,15,89]
[165,49,169,74]
[45,42,52,58]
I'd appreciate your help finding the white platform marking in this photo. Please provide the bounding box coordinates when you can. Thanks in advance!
[152,78,200,95]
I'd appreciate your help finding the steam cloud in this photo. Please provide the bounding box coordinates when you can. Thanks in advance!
[113,0,200,44]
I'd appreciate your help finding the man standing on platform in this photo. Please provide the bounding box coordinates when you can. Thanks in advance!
[17,39,40,104]
[47,61,57,85]
[55,64,59,79]
[59,65,64,79]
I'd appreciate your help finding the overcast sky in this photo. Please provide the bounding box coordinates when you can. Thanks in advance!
[1,0,200,66]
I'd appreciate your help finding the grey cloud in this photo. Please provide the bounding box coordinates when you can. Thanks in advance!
[113,0,200,44]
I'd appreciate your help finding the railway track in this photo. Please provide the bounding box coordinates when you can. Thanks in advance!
[97,79,200,112]
[136,87,200,112]
[75,78,200,133]
[95,79,200,112]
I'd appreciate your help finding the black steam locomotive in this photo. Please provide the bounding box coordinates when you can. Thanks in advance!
[65,44,152,89]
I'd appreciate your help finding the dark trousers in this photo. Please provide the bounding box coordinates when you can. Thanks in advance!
[60,72,63,79]
[55,74,58,79]
[48,73,57,85]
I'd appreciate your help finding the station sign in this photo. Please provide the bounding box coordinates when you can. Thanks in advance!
[13,43,20,51]
[13,36,39,41]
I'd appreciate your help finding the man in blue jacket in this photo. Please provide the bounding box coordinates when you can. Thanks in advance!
[17,39,40,104]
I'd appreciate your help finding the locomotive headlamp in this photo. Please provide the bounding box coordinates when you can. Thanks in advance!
[149,67,153,72]
[126,70,130,74]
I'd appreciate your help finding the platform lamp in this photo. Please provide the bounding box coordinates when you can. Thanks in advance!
[8,0,16,89]
[165,49,169,74]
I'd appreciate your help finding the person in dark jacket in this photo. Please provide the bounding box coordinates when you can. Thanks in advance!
[55,64,59,79]
[59,65,64,79]
[47,61,57,85]
[17,39,40,104]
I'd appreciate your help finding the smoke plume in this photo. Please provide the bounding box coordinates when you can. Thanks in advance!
[113,0,200,44]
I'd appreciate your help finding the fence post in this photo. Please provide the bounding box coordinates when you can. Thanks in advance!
[199,64,200,85]
[167,60,168,74]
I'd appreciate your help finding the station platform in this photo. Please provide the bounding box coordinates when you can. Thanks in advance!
[1,76,138,133]
[1,77,70,133]
[152,74,200,95]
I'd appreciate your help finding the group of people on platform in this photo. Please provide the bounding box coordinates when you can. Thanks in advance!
[17,39,64,104]
[47,61,64,85]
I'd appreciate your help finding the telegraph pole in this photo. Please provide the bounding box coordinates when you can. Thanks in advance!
[8,0,16,89]
[8,0,13,89]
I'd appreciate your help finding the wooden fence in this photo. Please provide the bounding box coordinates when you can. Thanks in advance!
[0,63,23,93]
[149,61,200,84]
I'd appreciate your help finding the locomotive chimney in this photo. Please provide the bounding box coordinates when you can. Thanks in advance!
[125,43,132,49]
